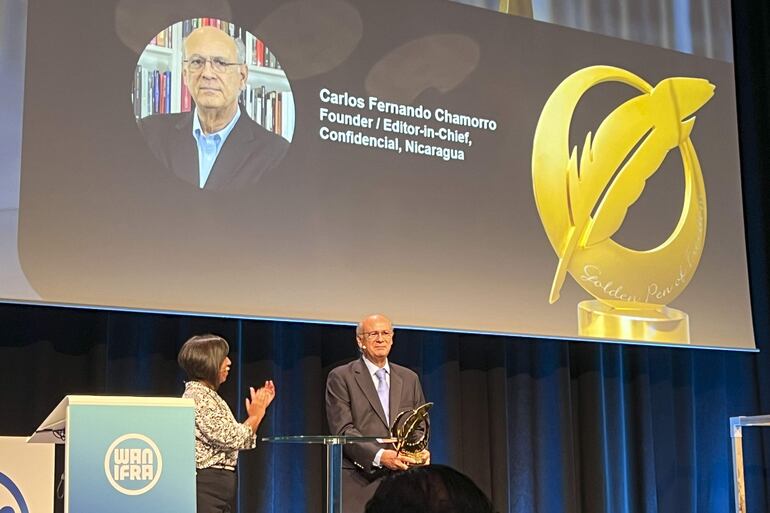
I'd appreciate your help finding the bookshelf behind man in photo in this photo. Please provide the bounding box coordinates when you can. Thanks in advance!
[135,23,291,191]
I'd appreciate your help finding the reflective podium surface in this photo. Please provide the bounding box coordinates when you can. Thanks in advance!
[262,435,396,513]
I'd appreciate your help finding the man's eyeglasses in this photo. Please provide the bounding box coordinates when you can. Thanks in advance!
[184,55,241,73]
[363,330,393,341]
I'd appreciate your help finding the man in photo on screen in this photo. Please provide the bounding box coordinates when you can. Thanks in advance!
[139,26,288,191]
[325,313,430,513]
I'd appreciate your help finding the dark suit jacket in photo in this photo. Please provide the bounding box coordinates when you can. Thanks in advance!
[138,108,289,191]
[326,357,426,512]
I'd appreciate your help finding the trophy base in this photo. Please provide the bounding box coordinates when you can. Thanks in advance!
[400,450,430,467]
[577,300,690,344]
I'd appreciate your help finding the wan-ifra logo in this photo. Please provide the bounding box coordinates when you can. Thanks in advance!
[104,434,163,496]
[0,471,30,513]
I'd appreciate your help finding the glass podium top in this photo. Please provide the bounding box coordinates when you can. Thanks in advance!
[261,435,397,444]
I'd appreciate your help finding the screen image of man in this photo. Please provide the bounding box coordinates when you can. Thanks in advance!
[138,26,289,191]
[325,314,430,513]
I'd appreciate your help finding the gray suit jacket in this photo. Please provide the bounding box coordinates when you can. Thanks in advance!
[325,357,426,475]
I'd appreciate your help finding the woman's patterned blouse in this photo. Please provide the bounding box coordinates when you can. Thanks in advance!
[183,380,256,470]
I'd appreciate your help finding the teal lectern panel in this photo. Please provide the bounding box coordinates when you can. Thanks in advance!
[66,402,195,513]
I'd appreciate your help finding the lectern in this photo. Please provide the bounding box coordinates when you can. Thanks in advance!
[29,395,196,513]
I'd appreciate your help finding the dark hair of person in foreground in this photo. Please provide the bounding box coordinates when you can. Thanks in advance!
[364,464,495,513]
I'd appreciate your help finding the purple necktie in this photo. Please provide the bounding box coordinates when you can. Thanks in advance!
[375,368,389,425]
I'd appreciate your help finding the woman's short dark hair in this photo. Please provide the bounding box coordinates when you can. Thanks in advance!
[178,334,229,388]
[365,464,494,513]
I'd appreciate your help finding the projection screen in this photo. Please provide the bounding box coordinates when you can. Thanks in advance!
[0,0,755,350]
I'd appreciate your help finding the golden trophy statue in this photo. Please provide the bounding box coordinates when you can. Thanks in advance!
[532,65,714,343]
[391,402,432,466]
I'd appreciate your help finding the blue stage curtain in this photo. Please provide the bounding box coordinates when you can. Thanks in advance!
[3,306,770,513]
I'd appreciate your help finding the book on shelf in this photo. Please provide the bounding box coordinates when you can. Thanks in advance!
[164,70,171,113]
[133,66,142,118]
[181,81,192,112]
[152,70,160,115]
[133,66,172,118]
[251,39,280,69]
[255,39,265,66]
[150,25,174,48]
[281,92,294,139]
[182,18,240,38]
[240,86,293,140]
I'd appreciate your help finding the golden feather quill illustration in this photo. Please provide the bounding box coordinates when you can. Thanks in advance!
[533,68,713,303]
[532,66,713,343]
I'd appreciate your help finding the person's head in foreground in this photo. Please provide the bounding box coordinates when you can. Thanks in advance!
[364,464,495,513]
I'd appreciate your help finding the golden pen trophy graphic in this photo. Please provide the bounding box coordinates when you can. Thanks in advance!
[391,402,432,466]
[532,65,714,343]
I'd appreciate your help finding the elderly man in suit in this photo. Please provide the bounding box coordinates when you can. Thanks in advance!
[325,313,430,512]
[139,26,288,191]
